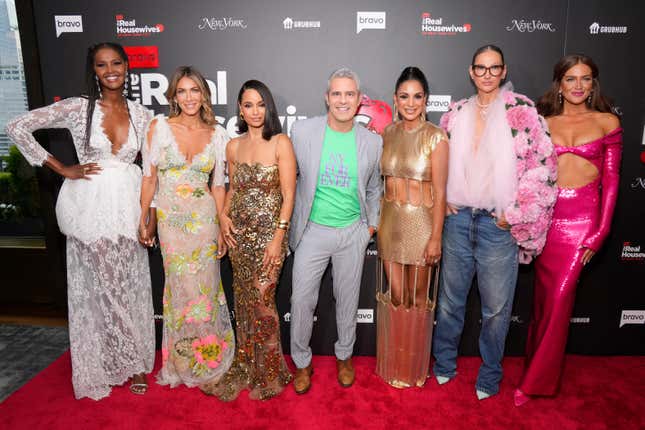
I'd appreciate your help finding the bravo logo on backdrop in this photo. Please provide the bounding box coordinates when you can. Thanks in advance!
[421,12,471,36]
[116,14,164,37]
[356,12,386,34]
[54,15,83,38]
[619,310,645,327]
[426,95,452,112]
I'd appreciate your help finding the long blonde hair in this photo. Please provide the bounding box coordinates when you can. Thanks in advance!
[165,66,216,125]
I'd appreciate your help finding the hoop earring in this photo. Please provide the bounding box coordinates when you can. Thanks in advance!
[420,110,426,122]
[95,75,102,99]
[239,111,245,122]
[393,105,398,121]
[558,91,562,105]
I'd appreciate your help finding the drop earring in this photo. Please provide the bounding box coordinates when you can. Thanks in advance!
[123,72,129,97]
[95,75,102,99]
[558,91,562,105]
[587,91,593,106]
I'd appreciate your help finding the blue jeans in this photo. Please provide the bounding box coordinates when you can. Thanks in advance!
[432,207,519,395]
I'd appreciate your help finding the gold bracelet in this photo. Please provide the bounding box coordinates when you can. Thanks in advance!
[276,219,290,230]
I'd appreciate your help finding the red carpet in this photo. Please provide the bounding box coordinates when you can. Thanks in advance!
[1,352,643,429]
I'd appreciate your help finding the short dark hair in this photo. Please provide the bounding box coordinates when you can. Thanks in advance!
[537,54,613,117]
[236,80,282,140]
[471,44,505,66]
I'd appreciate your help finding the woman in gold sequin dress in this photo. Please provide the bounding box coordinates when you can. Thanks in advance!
[140,66,235,389]
[201,80,297,401]
[376,67,449,388]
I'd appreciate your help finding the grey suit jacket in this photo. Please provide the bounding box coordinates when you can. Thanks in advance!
[289,115,383,250]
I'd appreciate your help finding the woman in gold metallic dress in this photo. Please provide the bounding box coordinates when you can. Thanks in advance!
[376,67,449,388]
[201,80,296,401]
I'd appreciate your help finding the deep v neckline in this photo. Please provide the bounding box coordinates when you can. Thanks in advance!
[164,118,216,165]
[96,100,132,155]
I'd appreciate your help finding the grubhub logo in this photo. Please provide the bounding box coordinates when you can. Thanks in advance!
[54,15,83,38]
[589,22,627,35]
[116,14,164,37]
[421,12,471,36]
[124,46,159,69]
[357,11,386,34]
[620,310,645,327]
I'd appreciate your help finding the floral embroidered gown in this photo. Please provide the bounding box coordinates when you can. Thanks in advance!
[145,115,234,387]
[201,162,293,401]
[5,97,155,400]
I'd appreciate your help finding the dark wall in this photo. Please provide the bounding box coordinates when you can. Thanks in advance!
[18,0,645,355]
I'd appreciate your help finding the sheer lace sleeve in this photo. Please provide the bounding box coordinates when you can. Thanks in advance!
[4,97,85,166]
[141,114,167,177]
[211,124,230,187]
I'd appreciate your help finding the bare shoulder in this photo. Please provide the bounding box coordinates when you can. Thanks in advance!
[274,132,292,146]
[595,111,620,133]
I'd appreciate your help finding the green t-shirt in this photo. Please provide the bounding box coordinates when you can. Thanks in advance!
[309,126,361,227]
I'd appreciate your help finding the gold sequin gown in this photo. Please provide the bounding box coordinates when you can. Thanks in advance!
[201,162,293,401]
[376,120,445,388]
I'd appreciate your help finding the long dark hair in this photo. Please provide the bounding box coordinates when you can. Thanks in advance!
[166,66,216,125]
[394,66,429,120]
[236,80,282,140]
[83,42,134,148]
[537,54,613,117]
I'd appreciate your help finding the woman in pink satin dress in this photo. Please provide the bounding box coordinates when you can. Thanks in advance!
[515,54,622,406]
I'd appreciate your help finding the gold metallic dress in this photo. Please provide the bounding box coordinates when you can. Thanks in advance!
[201,162,293,401]
[376,120,445,388]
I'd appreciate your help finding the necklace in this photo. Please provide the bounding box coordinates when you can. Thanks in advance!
[475,96,491,118]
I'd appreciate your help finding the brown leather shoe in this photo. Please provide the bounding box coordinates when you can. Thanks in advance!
[336,358,355,388]
[294,365,313,394]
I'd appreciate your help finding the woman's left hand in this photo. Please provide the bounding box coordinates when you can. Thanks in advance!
[262,237,283,273]
[581,247,596,265]
[423,238,442,265]
[494,212,510,230]
[216,231,228,259]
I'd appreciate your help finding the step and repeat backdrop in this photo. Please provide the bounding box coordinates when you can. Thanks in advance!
[27,0,644,355]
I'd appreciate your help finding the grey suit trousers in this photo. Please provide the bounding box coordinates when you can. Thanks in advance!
[290,219,371,369]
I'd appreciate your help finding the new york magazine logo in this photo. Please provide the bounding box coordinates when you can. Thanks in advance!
[506,19,556,33]
[198,16,247,31]
[54,15,83,38]
[356,12,386,34]
[116,14,164,37]
[421,12,471,36]
[589,22,627,35]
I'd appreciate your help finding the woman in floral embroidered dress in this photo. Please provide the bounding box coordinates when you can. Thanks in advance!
[140,66,234,388]
[5,43,155,400]
[201,80,296,401]
[432,45,558,400]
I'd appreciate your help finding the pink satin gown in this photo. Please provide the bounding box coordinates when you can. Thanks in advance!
[518,127,622,396]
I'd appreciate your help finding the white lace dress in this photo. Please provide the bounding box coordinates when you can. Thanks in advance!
[5,97,156,400]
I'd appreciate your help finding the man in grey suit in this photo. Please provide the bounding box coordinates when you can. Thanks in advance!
[289,68,383,394]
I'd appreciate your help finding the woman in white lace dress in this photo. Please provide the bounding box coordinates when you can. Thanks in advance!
[5,43,155,400]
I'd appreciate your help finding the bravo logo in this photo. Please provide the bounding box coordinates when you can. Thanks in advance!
[426,95,452,112]
[54,15,83,38]
[356,309,374,323]
[620,310,645,327]
[357,11,386,34]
